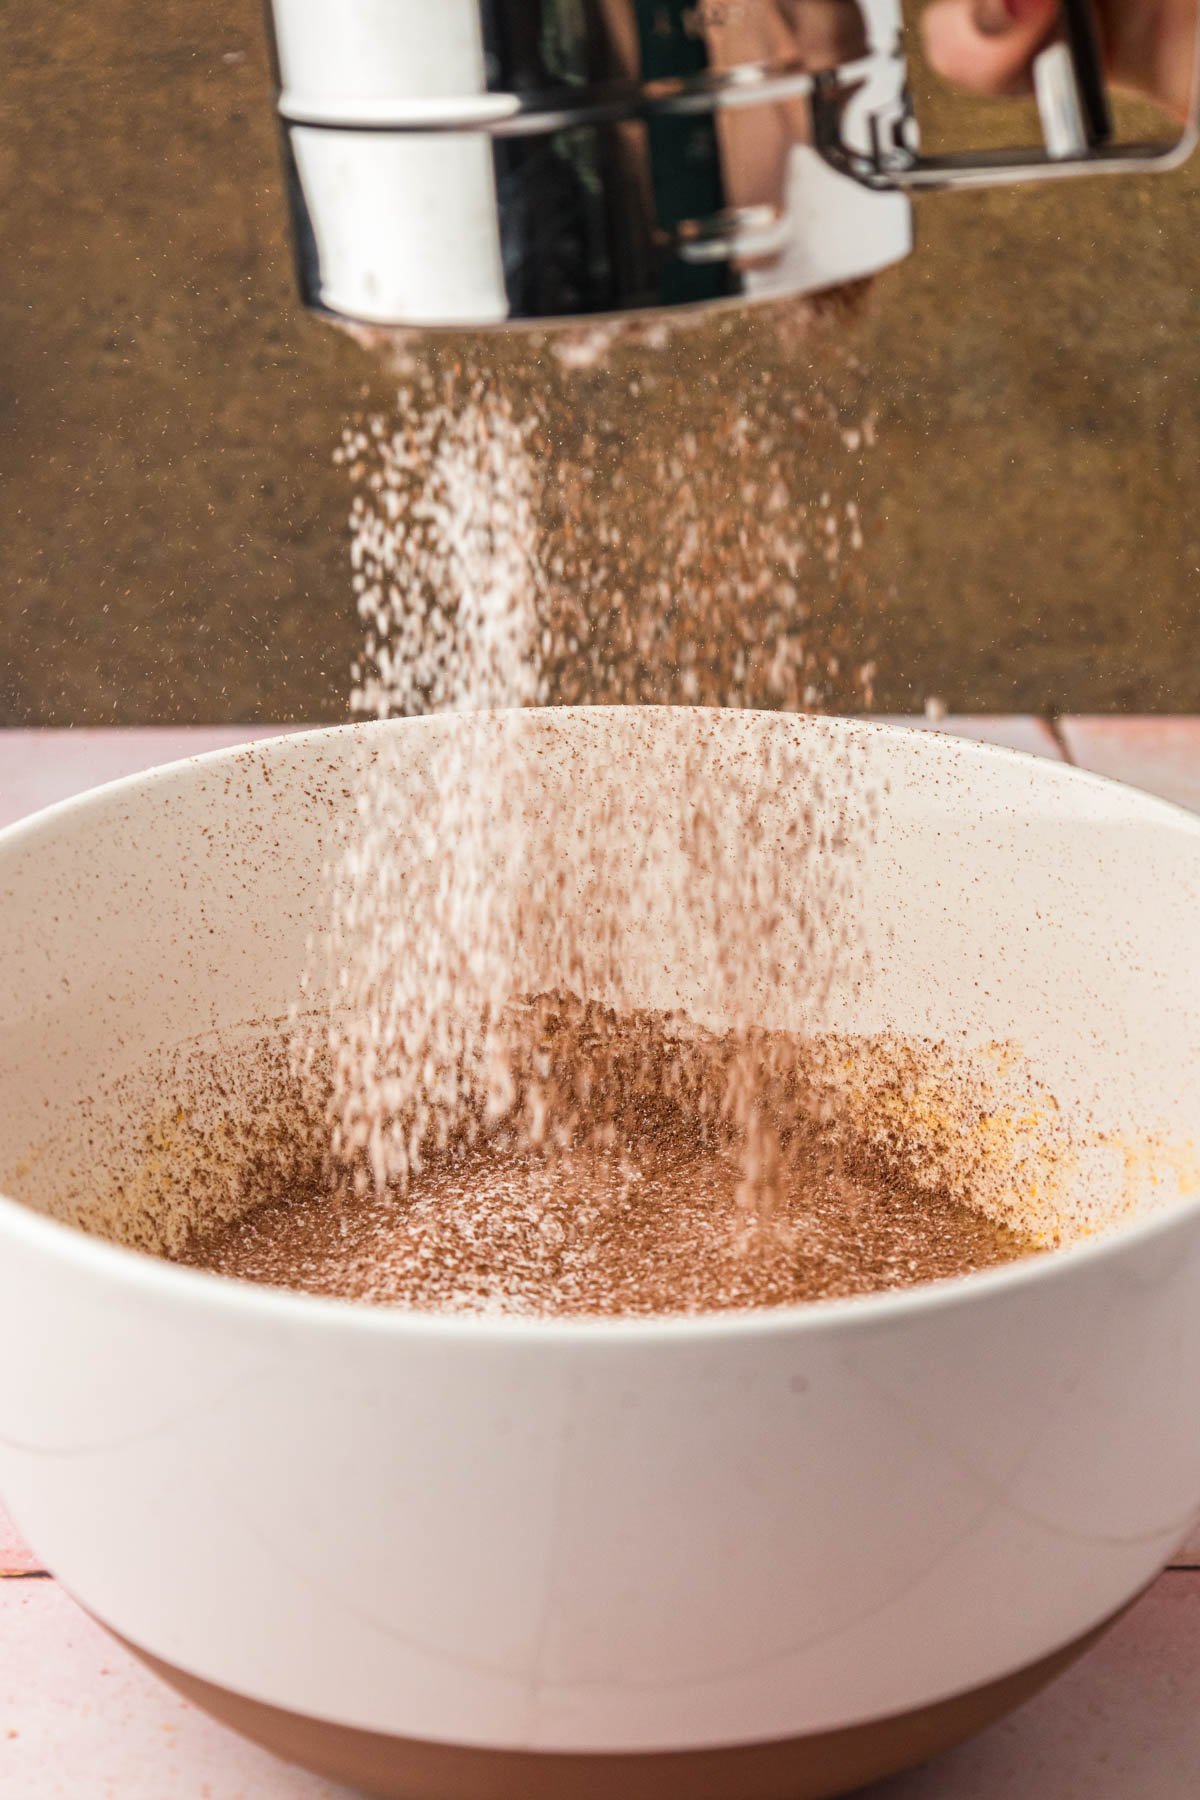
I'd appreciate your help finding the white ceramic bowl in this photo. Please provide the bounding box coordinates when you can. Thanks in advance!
[2,708,1200,1800]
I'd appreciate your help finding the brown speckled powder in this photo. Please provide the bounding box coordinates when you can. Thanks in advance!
[180,995,1042,1316]
[273,304,999,1308]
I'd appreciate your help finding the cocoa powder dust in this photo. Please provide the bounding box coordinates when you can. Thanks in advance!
[174,995,1042,1317]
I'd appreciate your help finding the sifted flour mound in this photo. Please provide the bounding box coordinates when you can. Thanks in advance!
[183,996,1045,1316]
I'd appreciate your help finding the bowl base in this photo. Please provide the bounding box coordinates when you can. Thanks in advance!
[112,1610,1120,1800]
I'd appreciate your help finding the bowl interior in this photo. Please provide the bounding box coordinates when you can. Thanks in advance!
[2,709,1199,1266]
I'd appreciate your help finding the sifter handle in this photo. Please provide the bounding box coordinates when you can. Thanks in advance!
[813,0,1198,191]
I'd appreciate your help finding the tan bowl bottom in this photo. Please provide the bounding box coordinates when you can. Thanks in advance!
[111,1606,1125,1800]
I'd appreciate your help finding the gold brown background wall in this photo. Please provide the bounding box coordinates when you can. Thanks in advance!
[3,1,1198,724]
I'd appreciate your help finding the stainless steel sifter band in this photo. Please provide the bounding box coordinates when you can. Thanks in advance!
[264,0,1198,330]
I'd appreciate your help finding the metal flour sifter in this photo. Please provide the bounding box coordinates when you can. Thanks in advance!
[263,0,1198,329]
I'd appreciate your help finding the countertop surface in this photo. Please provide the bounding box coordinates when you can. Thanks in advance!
[2,717,1199,1799]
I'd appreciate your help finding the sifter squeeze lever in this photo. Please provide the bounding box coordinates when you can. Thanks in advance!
[815,0,1193,189]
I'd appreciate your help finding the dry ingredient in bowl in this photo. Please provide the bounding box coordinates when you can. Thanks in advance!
[179,995,1043,1317]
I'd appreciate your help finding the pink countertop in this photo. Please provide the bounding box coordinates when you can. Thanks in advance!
[2,717,1199,1799]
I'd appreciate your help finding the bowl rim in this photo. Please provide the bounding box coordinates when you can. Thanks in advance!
[3,705,1200,1349]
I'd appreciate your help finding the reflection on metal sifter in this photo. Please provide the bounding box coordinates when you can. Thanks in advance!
[265,0,1198,329]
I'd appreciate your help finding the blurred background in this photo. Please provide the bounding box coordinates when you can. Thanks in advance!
[3,0,1199,725]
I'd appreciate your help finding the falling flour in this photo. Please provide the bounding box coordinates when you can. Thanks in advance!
[287,298,956,1287]
[85,294,1064,1313]
[339,382,546,719]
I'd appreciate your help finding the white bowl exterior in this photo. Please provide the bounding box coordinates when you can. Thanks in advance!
[1,710,1199,1752]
